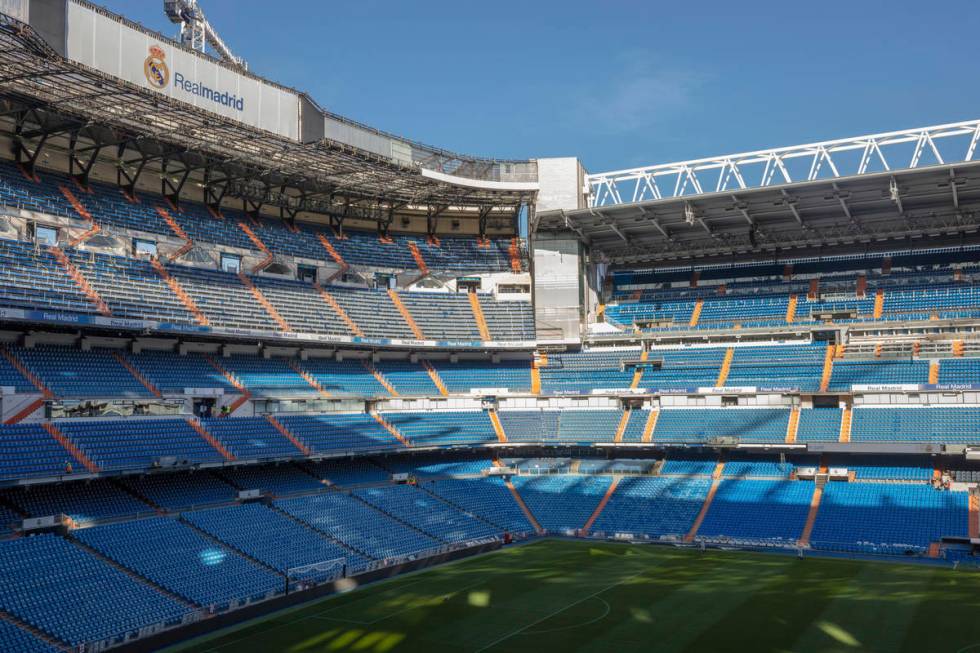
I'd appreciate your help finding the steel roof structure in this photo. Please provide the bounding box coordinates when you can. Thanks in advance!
[537,142,980,266]
[587,120,980,207]
[0,10,533,233]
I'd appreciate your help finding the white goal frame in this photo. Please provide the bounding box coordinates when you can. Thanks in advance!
[286,557,347,590]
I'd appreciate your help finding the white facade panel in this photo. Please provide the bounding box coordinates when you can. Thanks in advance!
[323,116,393,159]
[65,1,299,141]
[0,0,28,21]
[533,236,582,341]
[536,157,587,212]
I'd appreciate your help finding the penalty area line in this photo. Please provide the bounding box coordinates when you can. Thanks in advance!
[473,569,647,653]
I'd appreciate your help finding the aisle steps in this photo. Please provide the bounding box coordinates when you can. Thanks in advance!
[581,477,620,534]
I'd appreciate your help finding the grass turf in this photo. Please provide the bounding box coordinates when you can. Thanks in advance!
[166,539,980,653]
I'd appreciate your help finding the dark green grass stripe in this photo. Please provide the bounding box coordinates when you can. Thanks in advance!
[470,548,669,652]
[165,540,980,653]
[898,567,980,653]
[678,555,864,653]
[788,561,931,653]
[609,551,798,653]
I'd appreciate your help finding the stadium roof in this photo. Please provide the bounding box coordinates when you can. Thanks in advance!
[536,160,980,266]
[0,8,535,226]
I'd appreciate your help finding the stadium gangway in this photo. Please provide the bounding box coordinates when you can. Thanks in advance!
[588,119,980,206]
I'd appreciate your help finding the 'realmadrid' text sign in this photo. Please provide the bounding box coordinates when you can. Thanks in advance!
[64,1,299,140]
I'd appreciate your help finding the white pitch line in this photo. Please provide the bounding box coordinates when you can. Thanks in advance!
[308,576,430,616]
[362,577,489,625]
[197,578,488,651]
[523,597,612,634]
[473,571,644,653]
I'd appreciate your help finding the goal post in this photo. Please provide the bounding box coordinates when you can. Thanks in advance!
[285,557,347,593]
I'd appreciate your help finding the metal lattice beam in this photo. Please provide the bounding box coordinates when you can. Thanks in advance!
[588,119,980,207]
[0,11,530,214]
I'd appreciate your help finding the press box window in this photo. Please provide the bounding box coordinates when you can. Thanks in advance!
[297,265,317,283]
[34,224,58,246]
[134,239,157,257]
[220,253,241,273]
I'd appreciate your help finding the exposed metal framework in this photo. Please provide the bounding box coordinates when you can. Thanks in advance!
[163,0,246,70]
[536,162,980,266]
[0,11,530,237]
[588,120,980,207]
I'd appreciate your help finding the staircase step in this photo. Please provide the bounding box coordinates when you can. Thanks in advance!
[504,479,543,534]
[180,516,286,579]
[468,291,492,341]
[508,237,522,273]
[112,352,162,398]
[238,273,291,332]
[798,485,824,547]
[715,348,734,387]
[265,414,313,457]
[387,289,424,339]
[630,350,648,389]
[352,491,446,543]
[641,410,659,443]
[316,233,348,270]
[314,283,364,337]
[819,344,835,392]
[287,360,332,399]
[407,241,429,277]
[362,360,399,397]
[48,246,111,316]
[421,359,449,397]
[269,502,376,561]
[581,477,620,534]
[689,299,703,327]
[149,258,210,326]
[488,410,508,443]
[186,418,236,462]
[0,610,71,652]
[370,412,411,448]
[419,484,504,532]
[42,423,99,473]
[67,535,196,608]
[684,477,722,543]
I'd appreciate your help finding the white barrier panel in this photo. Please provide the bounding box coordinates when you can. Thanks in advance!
[486,467,517,476]
[183,387,225,397]
[852,384,921,392]
[65,1,299,140]
[699,386,758,394]
[22,515,64,531]
[0,0,28,21]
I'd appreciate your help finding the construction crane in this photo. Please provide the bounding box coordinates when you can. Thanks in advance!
[163,0,247,70]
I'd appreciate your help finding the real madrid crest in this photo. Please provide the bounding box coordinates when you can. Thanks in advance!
[144,45,169,89]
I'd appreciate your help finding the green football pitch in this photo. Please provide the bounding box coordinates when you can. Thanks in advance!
[167,539,980,653]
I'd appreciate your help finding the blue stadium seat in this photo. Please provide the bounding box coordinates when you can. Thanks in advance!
[0,534,188,647]
[74,517,282,608]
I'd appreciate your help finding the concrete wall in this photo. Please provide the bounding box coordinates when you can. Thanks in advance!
[535,157,587,213]
[532,233,583,342]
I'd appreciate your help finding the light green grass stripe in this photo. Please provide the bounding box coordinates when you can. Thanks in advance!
[789,561,930,652]
[165,540,980,653]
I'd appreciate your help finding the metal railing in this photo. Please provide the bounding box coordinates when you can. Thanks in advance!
[588,119,980,207]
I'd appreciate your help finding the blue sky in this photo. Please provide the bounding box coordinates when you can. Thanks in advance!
[98,1,980,173]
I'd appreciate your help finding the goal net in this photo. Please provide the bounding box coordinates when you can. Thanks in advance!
[286,557,347,589]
